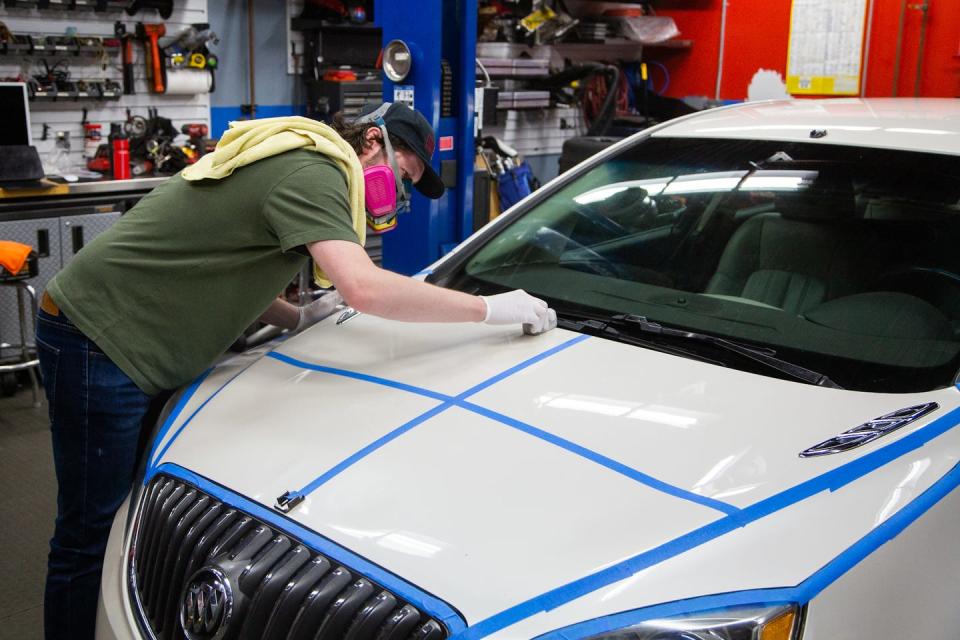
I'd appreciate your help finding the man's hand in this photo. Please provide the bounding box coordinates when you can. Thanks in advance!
[481,290,557,334]
[295,291,344,332]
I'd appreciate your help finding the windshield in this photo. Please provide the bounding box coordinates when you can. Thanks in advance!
[441,136,960,393]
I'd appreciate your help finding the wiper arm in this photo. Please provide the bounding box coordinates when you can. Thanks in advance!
[611,314,843,389]
[557,314,727,368]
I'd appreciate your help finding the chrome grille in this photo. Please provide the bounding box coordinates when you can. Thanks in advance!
[130,475,449,640]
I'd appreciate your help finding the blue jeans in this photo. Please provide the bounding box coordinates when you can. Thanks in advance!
[36,307,155,640]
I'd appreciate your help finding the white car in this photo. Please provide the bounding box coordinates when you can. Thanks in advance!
[98,98,960,640]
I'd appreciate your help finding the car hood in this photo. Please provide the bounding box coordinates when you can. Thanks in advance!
[150,314,960,633]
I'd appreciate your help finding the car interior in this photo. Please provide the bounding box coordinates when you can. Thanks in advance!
[456,137,960,390]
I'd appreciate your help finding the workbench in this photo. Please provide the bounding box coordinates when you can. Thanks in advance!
[0,176,167,360]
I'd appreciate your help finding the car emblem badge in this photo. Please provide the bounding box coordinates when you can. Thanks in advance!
[800,402,938,457]
[180,567,233,640]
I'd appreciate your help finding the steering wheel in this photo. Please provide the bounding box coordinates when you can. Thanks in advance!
[876,266,960,289]
[873,266,960,316]
[560,245,630,278]
[525,226,629,279]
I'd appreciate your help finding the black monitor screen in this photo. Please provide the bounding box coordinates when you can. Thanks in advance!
[0,84,31,146]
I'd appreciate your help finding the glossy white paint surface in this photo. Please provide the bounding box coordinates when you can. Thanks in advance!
[153,313,960,631]
[96,495,137,640]
[496,432,960,638]
[802,486,960,639]
[652,99,960,156]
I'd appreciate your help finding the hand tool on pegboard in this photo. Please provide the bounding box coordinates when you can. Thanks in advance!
[126,0,174,19]
[115,22,136,95]
[136,22,166,93]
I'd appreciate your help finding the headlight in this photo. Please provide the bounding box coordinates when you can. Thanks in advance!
[581,604,801,640]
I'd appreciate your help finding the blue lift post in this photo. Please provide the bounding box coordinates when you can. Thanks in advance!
[375,0,477,275]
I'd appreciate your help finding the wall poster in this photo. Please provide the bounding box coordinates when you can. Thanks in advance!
[786,0,869,95]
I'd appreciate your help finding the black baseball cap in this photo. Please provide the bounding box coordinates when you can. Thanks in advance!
[357,102,444,199]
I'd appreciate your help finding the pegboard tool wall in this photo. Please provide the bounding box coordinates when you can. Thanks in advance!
[0,0,211,169]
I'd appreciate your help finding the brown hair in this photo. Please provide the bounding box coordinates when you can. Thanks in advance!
[331,111,410,157]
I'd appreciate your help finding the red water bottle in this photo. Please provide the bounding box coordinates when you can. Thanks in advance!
[112,137,131,180]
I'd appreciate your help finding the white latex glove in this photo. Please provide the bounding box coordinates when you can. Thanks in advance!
[295,291,344,332]
[480,290,557,335]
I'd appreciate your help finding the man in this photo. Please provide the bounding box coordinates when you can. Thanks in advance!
[35,102,554,639]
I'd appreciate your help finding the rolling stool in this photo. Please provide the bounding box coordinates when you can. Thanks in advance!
[0,250,41,406]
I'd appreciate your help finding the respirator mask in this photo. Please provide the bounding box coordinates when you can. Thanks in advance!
[356,103,411,234]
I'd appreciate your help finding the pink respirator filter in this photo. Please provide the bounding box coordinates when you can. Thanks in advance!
[363,164,397,218]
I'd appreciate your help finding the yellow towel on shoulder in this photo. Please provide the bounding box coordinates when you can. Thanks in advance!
[181,116,366,288]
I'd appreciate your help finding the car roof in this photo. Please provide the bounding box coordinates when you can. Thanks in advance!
[652,98,960,156]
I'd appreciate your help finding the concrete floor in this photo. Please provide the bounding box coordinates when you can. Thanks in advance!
[0,385,54,640]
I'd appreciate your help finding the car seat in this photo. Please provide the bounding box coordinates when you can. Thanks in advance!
[705,169,864,314]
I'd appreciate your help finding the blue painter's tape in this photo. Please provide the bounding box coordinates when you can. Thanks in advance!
[537,590,797,640]
[153,462,466,634]
[459,400,738,515]
[146,369,212,470]
[795,458,960,602]
[266,352,452,403]
[267,336,734,513]
[455,405,960,640]
[535,460,960,640]
[455,335,590,400]
[148,367,248,474]
[283,335,590,500]
[287,401,453,500]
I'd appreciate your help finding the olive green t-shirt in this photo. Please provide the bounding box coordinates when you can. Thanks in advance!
[47,149,359,395]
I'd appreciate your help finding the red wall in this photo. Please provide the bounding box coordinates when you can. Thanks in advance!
[645,0,960,100]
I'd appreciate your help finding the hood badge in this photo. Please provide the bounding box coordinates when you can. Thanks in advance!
[181,567,233,640]
[800,402,938,458]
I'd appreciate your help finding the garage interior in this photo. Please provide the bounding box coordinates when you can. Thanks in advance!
[1,0,959,639]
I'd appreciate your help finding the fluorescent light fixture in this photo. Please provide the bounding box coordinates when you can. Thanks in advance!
[574,186,629,205]
[624,408,697,428]
[540,394,634,417]
[378,531,446,558]
[663,171,746,194]
[740,170,818,192]
[537,393,701,427]
[885,127,953,135]
[573,179,670,205]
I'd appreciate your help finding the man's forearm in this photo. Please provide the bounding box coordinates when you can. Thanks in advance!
[308,239,486,323]
[347,267,487,322]
[258,298,300,330]
[306,239,553,333]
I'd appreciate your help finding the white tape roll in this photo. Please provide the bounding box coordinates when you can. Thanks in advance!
[164,69,213,95]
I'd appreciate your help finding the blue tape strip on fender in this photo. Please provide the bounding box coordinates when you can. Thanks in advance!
[534,460,960,640]
[147,367,247,475]
[146,368,212,472]
[152,462,467,634]
[453,405,960,640]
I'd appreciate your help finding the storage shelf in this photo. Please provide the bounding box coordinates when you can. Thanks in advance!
[2,0,127,9]
[31,87,122,102]
[643,38,693,49]
[1,34,122,57]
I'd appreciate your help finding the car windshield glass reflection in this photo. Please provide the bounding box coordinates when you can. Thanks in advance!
[444,138,960,393]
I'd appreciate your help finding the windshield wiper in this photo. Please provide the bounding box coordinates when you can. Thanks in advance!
[558,313,727,368]
[608,314,843,389]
